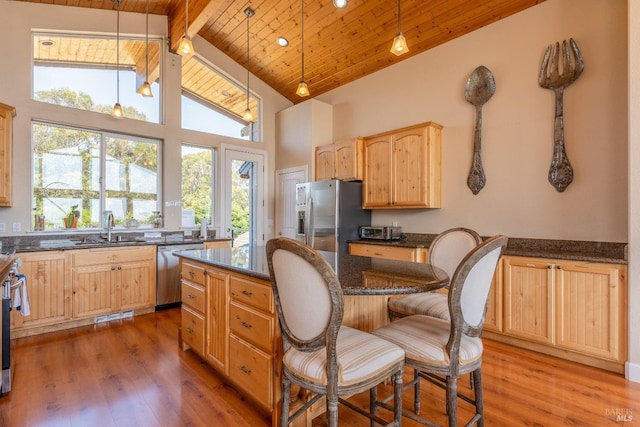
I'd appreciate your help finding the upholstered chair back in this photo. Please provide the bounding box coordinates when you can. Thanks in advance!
[429,228,482,287]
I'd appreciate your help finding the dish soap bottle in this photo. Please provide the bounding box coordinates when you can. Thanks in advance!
[199,219,208,239]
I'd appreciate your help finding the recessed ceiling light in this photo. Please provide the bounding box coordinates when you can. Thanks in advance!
[333,0,348,8]
[40,39,55,46]
[277,36,289,47]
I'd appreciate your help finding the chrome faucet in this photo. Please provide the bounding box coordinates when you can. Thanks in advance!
[106,212,114,242]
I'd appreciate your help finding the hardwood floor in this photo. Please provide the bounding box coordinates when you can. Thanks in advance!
[1,308,638,426]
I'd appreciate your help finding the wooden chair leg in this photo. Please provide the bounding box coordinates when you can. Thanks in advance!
[327,394,339,427]
[414,369,421,414]
[446,376,458,427]
[370,385,378,427]
[281,376,291,426]
[473,368,485,427]
[393,369,403,427]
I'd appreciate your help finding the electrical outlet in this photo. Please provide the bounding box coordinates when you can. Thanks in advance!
[12,222,21,233]
[0,223,5,233]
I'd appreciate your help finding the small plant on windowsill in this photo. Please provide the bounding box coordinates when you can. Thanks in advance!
[64,205,80,228]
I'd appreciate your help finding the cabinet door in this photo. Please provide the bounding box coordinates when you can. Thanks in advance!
[72,264,115,318]
[206,268,229,372]
[314,144,335,181]
[393,127,428,207]
[483,262,503,332]
[10,251,71,329]
[363,136,393,208]
[334,138,362,181]
[555,262,625,361]
[118,260,155,311]
[0,103,15,206]
[503,256,554,344]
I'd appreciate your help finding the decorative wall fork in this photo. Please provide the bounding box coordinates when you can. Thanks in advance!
[538,38,584,192]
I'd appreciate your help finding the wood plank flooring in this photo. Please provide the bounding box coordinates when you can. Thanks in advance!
[0,308,638,426]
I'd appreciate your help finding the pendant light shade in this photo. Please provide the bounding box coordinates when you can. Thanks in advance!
[333,0,348,8]
[138,0,153,97]
[243,7,255,123]
[390,0,409,56]
[112,0,124,118]
[296,0,309,97]
[178,0,195,58]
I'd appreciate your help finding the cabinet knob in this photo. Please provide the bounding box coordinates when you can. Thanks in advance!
[111,266,116,271]
[547,265,552,269]
[188,271,194,278]
[117,266,122,270]
[187,294,194,299]
[241,321,253,329]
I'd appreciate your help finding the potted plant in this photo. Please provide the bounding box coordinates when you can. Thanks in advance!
[64,205,80,228]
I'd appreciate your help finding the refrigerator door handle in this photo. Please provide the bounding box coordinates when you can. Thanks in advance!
[307,196,315,247]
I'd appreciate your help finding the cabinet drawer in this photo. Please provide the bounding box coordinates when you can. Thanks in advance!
[181,306,205,356]
[181,281,205,314]
[181,261,206,286]
[229,335,273,409]
[229,276,273,313]
[72,246,154,267]
[229,302,274,353]
[349,243,421,262]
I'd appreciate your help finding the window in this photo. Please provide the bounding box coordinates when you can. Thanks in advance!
[181,56,260,141]
[181,145,215,227]
[32,33,162,124]
[32,122,161,230]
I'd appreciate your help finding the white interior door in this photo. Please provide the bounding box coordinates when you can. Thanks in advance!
[221,145,266,247]
[275,166,307,239]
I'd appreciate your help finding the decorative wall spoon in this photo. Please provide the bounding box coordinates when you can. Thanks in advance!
[464,65,496,195]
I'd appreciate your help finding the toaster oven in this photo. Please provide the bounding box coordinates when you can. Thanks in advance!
[359,226,403,241]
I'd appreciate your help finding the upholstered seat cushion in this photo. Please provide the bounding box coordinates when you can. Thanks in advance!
[388,293,450,320]
[373,315,483,369]
[283,326,405,387]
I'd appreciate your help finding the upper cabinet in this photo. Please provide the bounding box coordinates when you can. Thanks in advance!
[0,103,16,207]
[315,137,363,181]
[363,122,442,209]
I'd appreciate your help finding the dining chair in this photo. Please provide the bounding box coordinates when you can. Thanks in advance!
[266,237,406,427]
[373,235,508,427]
[387,228,482,321]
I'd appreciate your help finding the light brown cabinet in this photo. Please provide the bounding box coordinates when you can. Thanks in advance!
[71,246,156,318]
[349,242,425,263]
[315,137,363,181]
[11,246,156,338]
[363,122,442,209]
[10,251,71,330]
[490,256,627,372]
[0,103,16,206]
[180,260,281,423]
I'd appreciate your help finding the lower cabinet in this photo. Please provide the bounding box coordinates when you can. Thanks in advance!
[487,256,628,372]
[180,260,281,423]
[71,246,156,318]
[11,246,156,337]
[349,242,426,262]
[10,250,71,330]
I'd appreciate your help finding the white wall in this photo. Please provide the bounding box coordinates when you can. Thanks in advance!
[0,1,292,235]
[317,0,627,243]
[627,0,639,382]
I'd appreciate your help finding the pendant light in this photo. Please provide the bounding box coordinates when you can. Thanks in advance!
[333,0,348,8]
[178,0,195,58]
[296,0,309,97]
[112,0,124,118]
[138,0,153,97]
[390,0,409,56]
[242,7,255,122]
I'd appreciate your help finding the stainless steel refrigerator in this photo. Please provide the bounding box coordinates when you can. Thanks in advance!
[295,180,370,268]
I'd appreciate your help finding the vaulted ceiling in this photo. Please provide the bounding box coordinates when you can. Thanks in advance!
[17,0,545,104]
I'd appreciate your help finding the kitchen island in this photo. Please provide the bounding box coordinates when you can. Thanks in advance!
[174,245,448,425]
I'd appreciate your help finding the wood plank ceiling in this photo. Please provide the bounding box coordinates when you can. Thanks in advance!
[18,0,545,104]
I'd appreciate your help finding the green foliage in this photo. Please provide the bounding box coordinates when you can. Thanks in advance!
[181,151,212,224]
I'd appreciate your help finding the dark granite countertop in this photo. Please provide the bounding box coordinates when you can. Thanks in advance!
[351,233,627,264]
[0,231,231,253]
[174,246,448,295]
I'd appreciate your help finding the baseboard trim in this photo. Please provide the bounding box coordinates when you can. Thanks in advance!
[626,361,640,383]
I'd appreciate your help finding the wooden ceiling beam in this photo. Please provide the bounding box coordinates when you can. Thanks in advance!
[168,0,217,54]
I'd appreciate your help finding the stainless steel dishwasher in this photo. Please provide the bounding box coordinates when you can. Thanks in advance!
[156,243,204,310]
